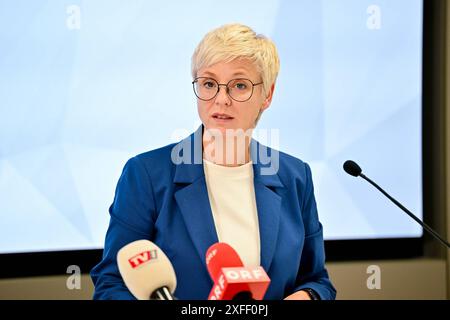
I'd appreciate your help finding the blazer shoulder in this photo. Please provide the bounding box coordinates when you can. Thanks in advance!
[126,142,178,179]
[134,142,177,164]
[271,147,310,179]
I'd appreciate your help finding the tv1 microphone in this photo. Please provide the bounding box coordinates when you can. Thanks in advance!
[117,239,177,300]
[343,160,450,248]
[205,242,271,300]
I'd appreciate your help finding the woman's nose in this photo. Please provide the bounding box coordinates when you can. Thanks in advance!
[214,85,232,106]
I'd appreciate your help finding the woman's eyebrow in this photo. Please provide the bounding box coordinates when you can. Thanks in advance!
[231,72,249,77]
[200,71,217,77]
[199,71,250,78]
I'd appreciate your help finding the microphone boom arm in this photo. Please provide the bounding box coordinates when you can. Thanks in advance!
[360,173,450,249]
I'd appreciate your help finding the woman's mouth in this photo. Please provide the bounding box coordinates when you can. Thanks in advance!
[212,113,234,122]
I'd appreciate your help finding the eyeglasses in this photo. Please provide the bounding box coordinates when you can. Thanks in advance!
[192,77,263,102]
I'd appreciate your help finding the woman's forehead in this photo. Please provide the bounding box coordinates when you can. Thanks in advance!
[198,59,258,79]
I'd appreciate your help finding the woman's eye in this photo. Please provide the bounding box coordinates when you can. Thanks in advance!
[236,82,247,90]
[204,81,215,88]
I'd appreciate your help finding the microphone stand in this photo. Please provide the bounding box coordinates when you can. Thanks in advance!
[359,172,450,249]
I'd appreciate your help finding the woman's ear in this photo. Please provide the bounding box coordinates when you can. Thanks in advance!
[262,83,276,111]
[254,83,275,127]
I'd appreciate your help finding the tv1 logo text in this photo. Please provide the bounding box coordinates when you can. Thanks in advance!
[128,250,158,268]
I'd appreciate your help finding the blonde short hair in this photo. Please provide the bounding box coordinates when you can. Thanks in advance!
[191,23,280,96]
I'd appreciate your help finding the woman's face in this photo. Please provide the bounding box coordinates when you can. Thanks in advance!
[196,59,274,134]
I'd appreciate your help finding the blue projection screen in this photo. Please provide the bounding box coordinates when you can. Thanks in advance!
[0,0,423,253]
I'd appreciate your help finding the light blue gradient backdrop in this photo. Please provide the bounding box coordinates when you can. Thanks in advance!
[0,0,422,253]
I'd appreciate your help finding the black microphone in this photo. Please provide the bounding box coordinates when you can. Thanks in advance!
[343,160,450,248]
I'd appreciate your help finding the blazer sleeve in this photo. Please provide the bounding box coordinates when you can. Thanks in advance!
[90,156,156,300]
[292,162,337,300]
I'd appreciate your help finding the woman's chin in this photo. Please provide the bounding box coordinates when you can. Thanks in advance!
[205,124,236,133]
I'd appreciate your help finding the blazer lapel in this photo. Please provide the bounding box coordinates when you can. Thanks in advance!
[174,177,219,269]
[251,140,284,272]
[173,125,218,270]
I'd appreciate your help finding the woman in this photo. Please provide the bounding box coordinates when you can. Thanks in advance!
[91,23,336,300]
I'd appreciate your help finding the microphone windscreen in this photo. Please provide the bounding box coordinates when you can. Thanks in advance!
[206,242,244,281]
[343,160,362,177]
[117,240,176,300]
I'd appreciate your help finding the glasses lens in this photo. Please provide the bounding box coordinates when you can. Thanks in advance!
[194,78,218,100]
[227,79,253,102]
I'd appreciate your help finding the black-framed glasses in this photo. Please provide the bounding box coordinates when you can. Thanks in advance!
[192,77,263,102]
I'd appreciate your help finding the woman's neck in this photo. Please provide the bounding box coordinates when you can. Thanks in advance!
[202,128,253,167]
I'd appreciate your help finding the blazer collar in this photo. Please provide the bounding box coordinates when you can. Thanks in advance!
[173,125,284,187]
[173,125,284,273]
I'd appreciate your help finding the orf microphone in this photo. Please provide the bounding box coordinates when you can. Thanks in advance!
[206,242,244,280]
[117,240,177,300]
[206,242,271,300]
[343,160,450,248]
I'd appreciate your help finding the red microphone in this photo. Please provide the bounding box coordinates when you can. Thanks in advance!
[205,243,270,300]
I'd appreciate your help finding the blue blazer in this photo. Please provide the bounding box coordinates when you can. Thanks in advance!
[91,126,336,300]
